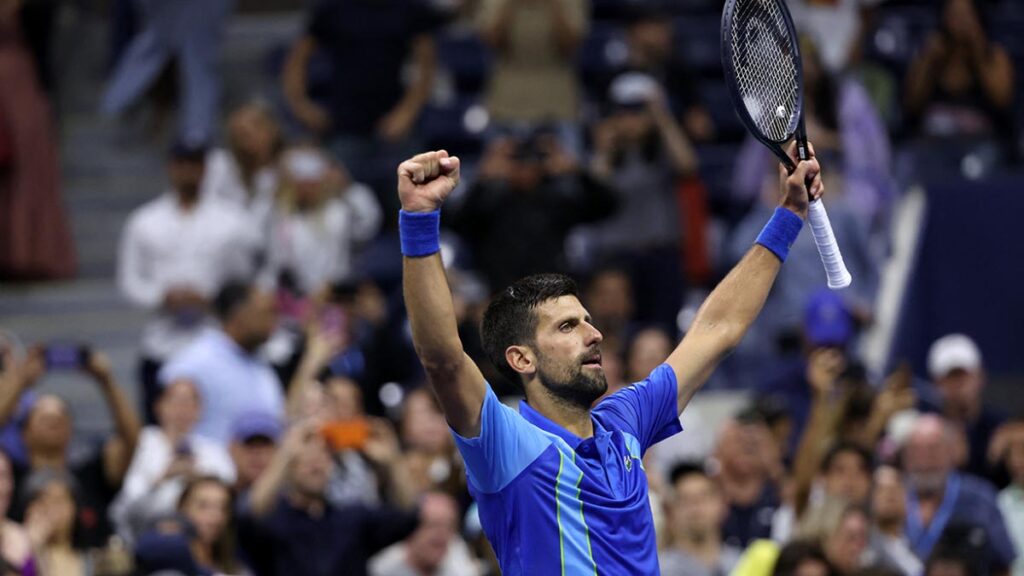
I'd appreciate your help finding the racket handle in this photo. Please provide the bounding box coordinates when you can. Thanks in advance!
[807,199,852,289]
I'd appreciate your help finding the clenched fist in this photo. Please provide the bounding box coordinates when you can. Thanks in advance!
[397,150,461,214]
[777,140,823,220]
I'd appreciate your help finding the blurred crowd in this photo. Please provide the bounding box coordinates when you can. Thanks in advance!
[0,0,1022,574]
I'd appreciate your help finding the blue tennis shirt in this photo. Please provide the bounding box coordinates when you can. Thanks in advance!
[453,364,683,575]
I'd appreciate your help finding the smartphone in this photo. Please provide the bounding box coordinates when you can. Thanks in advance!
[320,305,348,339]
[44,344,90,371]
[174,440,193,458]
[321,420,370,451]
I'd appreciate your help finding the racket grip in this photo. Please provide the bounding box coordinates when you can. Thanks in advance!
[807,200,852,289]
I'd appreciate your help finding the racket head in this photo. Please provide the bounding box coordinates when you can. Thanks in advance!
[721,0,806,170]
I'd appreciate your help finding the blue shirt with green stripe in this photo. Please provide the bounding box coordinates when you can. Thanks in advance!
[453,364,683,575]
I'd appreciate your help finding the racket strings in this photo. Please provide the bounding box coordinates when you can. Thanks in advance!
[729,0,800,142]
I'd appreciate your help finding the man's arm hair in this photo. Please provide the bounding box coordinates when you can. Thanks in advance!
[403,253,487,438]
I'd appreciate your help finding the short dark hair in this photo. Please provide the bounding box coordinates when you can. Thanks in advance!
[481,274,580,389]
[169,140,209,163]
[669,461,709,486]
[214,281,254,322]
[772,540,834,576]
[820,441,874,475]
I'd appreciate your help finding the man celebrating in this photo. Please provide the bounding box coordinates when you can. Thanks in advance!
[397,142,822,574]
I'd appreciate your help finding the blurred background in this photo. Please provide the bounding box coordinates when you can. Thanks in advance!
[0,0,1022,574]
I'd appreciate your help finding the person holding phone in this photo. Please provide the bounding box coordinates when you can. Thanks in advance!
[0,345,141,549]
[110,379,235,543]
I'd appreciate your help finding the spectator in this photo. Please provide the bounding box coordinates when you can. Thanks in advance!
[773,540,835,576]
[282,0,439,209]
[228,412,282,497]
[102,0,233,145]
[713,418,782,548]
[904,0,1015,143]
[757,290,859,455]
[238,421,418,576]
[901,415,1016,570]
[869,466,923,576]
[450,133,617,292]
[0,348,140,549]
[926,333,1005,480]
[660,463,742,576]
[368,491,481,576]
[582,72,698,323]
[110,379,235,542]
[203,101,284,242]
[924,523,1001,576]
[261,146,382,298]
[0,0,75,280]
[477,0,588,153]
[134,475,247,575]
[399,388,465,499]
[581,265,635,353]
[795,501,873,575]
[624,327,673,387]
[605,4,714,141]
[0,448,33,575]
[160,281,285,446]
[22,470,87,576]
[991,420,1024,576]
[118,143,258,425]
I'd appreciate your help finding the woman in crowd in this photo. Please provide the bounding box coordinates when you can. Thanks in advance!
[22,470,86,576]
[135,475,247,575]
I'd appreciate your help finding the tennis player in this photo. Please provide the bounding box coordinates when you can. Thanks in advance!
[397,141,823,575]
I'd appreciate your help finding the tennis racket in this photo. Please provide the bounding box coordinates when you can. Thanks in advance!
[721,0,852,289]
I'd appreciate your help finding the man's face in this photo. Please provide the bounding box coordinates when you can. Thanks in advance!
[24,395,72,454]
[168,158,205,196]
[407,493,459,571]
[235,289,278,350]
[628,20,673,61]
[529,296,607,409]
[228,106,277,166]
[823,451,871,504]
[230,437,276,489]
[671,474,725,539]
[290,436,332,498]
[903,420,953,495]
[936,368,982,421]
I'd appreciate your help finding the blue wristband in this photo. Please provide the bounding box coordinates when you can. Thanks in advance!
[399,209,441,257]
[755,207,804,262]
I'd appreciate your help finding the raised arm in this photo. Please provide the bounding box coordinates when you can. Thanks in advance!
[666,143,823,412]
[398,151,487,438]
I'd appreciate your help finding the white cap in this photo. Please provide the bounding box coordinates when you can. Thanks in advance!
[608,72,660,107]
[283,149,329,182]
[927,333,982,379]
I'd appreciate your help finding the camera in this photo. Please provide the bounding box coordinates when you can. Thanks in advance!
[43,343,91,371]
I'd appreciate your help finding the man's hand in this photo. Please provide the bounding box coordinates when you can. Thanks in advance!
[806,348,845,398]
[397,150,461,213]
[84,350,115,386]
[294,101,332,135]
[778,141,823,220]
[377,104,418,142]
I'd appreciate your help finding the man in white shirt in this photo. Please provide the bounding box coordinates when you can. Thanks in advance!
[159,281,285,446]
[202,102,282,244]
[118,143,258,424]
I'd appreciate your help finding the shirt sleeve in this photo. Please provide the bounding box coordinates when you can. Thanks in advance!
[117,213,163,309]
[451,386,551,494]
[592,363,683,455]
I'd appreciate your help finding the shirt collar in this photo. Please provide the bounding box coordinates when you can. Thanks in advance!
[517,400,606,450]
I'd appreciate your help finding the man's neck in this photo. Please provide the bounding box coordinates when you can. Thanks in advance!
[529,392,594,439]
[222,326,255,355]
[175,191,200,214]
[915,485,948,526]
[29,449,66,471]
[674,532,721,567]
